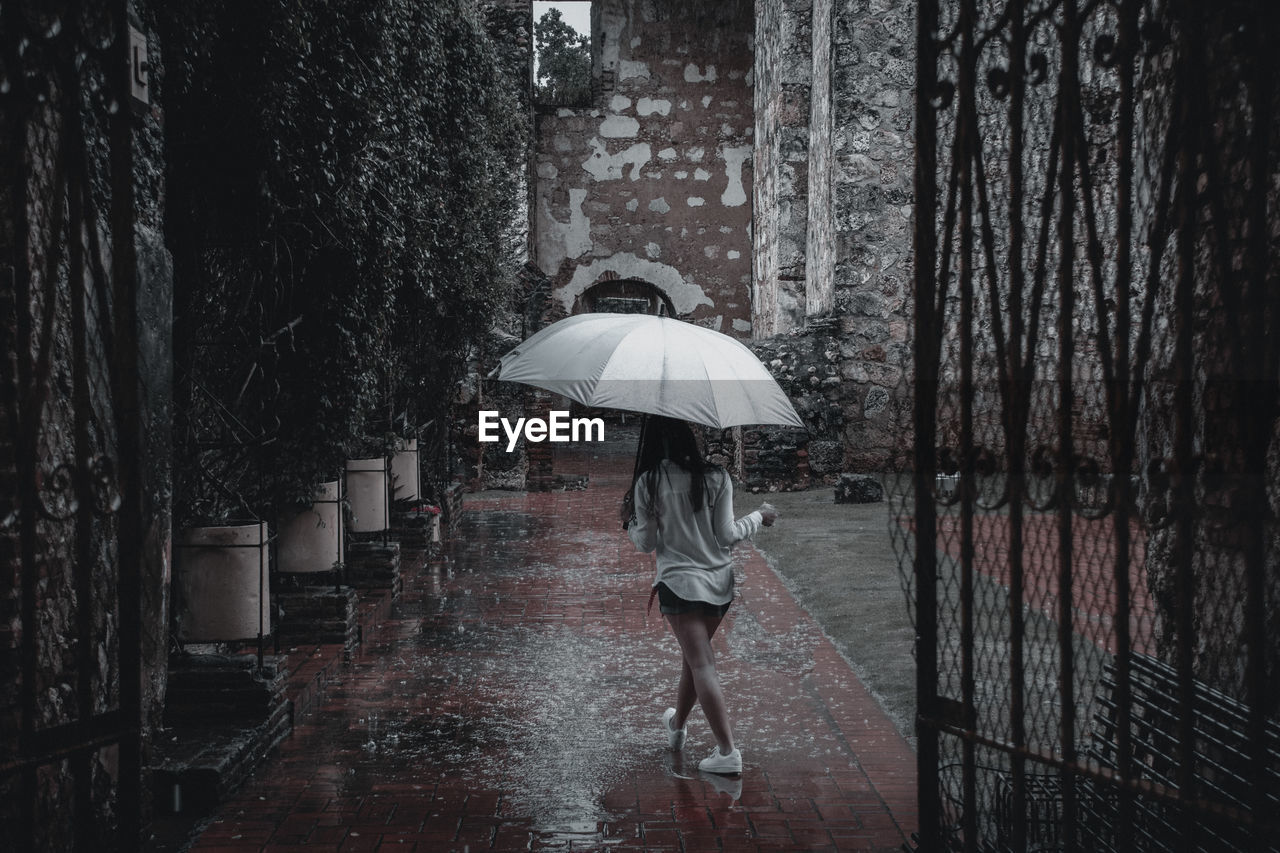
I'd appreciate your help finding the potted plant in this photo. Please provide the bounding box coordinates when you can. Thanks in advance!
[276,479,345,574]
[390,436,421,504]
[345,452,390,535]
[173,520,271,645]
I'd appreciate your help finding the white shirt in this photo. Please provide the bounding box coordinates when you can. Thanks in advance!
[626,460,763,605]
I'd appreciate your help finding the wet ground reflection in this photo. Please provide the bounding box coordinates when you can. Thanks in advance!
[189,439,916,851]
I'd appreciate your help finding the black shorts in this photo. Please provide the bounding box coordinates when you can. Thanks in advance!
[656,582,732,618]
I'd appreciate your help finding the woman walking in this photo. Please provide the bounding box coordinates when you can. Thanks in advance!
[621,417,777,774]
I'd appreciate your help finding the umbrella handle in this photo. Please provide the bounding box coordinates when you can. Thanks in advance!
[632,414,648,482]
[620,415,648,529]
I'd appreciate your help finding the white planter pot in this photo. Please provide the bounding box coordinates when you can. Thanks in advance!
[175,521,270,642]
[277,480,343,573]
[390,438,421,502]
[346,457,389,533]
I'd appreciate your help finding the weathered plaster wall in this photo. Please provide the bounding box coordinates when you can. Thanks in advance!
[534,0,755,335]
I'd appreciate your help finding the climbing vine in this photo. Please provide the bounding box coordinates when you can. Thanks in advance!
[161,0,527,524]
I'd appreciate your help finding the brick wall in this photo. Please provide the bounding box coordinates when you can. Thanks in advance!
[533,0,756,335]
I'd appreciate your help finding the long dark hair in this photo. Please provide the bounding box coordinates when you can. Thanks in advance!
[629,416,714,518]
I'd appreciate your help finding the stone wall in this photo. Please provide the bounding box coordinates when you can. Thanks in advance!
[703,314,909,491]
[533,0,756,335]
[826,0,914,470]
[741,0,914,479]
[753,0,815,336]
[805,0,836,317]
[1132,7,1280,704]
[484,0,535,116]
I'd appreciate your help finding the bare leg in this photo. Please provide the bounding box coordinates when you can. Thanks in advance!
[667,611,733,753]
[674,660,696,728]
[672,612,723,728]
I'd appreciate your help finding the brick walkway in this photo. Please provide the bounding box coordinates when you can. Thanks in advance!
[189,442,917,852]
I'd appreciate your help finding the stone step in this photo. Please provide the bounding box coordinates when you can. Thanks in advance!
[345,541,403,600]
[276,587,360,651]
[152,698,292,817]
[164,654,289,725]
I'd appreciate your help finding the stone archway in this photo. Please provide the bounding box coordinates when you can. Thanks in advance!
[573,277,676,316]
[558,277,675,435]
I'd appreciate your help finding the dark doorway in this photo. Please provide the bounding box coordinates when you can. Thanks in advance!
[574,279,675,316]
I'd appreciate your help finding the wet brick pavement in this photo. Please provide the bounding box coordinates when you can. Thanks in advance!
[188,440,917,852]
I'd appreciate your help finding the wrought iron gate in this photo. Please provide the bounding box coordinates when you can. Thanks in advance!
[903,0,1278,850]
[1,2,146,849]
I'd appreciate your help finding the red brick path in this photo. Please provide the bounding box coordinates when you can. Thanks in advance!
[189,444,917,852]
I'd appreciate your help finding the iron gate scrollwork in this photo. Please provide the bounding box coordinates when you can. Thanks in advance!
[901,0,1279,850]
[1,1,145,849]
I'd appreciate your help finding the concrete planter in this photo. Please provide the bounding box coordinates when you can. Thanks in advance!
[277,480,344,573]
[390,438,421,502]
[175,521,270,642]
[345,457,389,533]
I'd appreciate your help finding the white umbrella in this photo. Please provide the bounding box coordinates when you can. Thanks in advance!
[497,313,805,429]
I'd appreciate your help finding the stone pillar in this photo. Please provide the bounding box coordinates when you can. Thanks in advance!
[829,0,915,471]
[524,391,556,491]
[806,0,836,316]
[754,0,817,336]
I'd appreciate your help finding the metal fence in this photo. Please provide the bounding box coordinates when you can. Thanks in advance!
[1,2,145,849]
[899,0,1279,850]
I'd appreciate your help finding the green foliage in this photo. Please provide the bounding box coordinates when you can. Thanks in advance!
[162,0,527,524]
[535,8,592,105]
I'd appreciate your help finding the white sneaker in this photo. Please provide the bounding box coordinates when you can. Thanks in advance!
[662,708,687,750]
[698,745,742,774]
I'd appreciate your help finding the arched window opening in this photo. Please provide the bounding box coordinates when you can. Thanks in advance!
[575,279,676,316]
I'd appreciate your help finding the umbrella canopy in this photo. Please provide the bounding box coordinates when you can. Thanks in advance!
[497,313,805,429]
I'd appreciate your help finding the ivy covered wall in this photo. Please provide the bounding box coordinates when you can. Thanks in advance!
[160,0,529,523]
